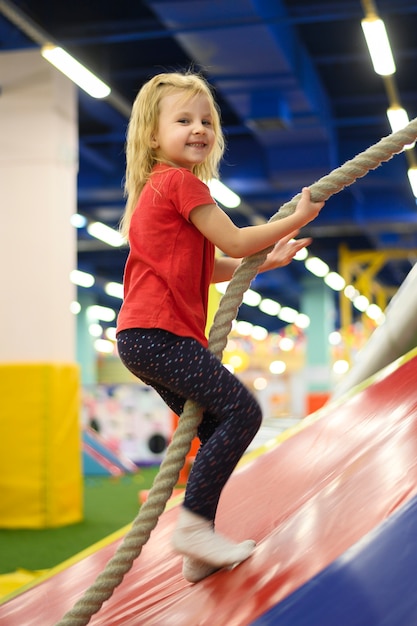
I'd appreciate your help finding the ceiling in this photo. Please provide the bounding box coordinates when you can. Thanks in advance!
[1,0,417,334]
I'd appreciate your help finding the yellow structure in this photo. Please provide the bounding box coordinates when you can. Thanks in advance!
[0,363,82,528]
[338,244,416,331]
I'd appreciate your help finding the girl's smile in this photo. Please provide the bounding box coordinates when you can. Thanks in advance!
[151,91,215,170]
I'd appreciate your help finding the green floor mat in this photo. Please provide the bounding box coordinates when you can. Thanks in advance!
[0,467,159,575]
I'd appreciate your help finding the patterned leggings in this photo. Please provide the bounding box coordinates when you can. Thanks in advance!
[117,328,262,521]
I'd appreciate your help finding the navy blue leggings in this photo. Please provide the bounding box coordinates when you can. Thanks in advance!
[117,328,262,521]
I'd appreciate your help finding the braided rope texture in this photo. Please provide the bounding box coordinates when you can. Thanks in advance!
[56,119,417,625]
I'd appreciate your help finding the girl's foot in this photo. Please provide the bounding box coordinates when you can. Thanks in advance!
[172,507,256,568]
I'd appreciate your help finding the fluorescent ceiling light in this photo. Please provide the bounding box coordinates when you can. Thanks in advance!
[259,298,281,316]
[328,331,342,346]
[94,339,114,353]
[324,271,346,291]
[89,323,103,337]
[366,303,383,321]
[344,284,359,300]
[242,288,262,307]
[387,106,409,132]
[294,246,308,261]
[105,282,124,299]
[304,256,329,278]
[387,106,415,149]
[361,17,396,76]
[269,360,286,374]
[253,377,268,391]
[208,179,241,208]
[278,306,298,323]
[408,167,417,198]
[353,294,369,312]
[70,269,95,288]
[70,301,81,315]
[105,327,117,341]
[70,213,87,228]
[41,44,111,98]
[279,337,294,352]
[373,311,386,326]
[87,305,116,322]
[251,325,268,341]
[235,320,253,336]
[87,221,125,247]
[333,360,350,375]
[294,313,310,329]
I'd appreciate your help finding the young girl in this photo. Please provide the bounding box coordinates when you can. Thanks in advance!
[116,71,324,583]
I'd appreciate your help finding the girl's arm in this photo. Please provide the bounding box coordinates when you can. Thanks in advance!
[191,187,323,259]
[211,231,312,283]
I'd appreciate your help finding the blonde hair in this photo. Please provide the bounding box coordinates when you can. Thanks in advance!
[120,71,225,239]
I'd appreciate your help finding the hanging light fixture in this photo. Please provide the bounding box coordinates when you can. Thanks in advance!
[361,17,396,76]
[41,44,111,98]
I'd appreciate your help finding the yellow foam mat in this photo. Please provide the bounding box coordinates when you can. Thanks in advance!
[0,569,49,598]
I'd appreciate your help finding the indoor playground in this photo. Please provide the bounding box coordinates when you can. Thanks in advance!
[2,1,417,625]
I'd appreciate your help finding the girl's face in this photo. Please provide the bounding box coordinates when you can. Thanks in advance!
[151,91,216,170]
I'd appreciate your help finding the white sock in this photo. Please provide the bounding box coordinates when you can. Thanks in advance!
[172,507,256,568]
[182,538,256,583]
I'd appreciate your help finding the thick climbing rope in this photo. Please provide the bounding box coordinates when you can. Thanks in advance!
[56,119,417,626]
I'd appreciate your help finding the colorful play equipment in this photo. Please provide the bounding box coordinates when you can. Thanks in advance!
[82,427,138,477]
[2,117,417,624]
[332,257,417,400]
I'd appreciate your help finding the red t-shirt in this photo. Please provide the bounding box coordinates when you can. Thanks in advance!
[116,164,216,346]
